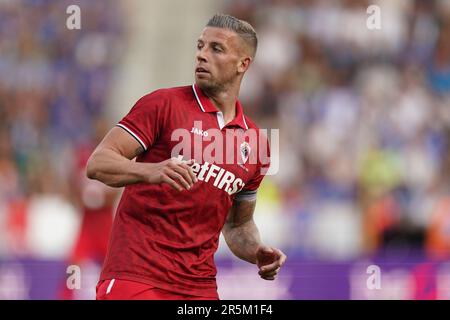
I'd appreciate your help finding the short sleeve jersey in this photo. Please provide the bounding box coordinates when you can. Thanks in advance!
[100,84,270,297]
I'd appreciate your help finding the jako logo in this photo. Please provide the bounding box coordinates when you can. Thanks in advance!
[190,126,209,137]
[171,121,279,175]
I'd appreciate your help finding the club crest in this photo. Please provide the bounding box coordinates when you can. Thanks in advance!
[240,141,251,164]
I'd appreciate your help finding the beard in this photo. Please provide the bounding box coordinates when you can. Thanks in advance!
[196,78,222,94]
[195,72,234,96]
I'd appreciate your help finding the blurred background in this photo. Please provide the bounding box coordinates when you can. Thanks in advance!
[1,0,450,299]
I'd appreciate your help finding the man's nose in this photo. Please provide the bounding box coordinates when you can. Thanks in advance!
[196,48,207,62]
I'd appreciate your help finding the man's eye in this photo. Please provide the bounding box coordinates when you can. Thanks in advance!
[213,46,222,52]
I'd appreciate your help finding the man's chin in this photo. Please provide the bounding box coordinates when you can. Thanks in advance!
[195,78,214,90]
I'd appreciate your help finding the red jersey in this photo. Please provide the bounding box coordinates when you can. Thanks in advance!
[99,84,270,297]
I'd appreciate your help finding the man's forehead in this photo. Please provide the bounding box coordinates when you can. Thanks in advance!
[198,27,237,43]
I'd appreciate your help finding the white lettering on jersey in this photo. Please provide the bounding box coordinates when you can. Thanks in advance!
[190,126,208,137]
[176,156,245,195]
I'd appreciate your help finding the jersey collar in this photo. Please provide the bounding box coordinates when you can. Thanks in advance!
[192,83,249,130]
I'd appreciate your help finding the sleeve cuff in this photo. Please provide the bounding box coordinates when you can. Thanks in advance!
[234,189,257,202]
[116,123,148,151]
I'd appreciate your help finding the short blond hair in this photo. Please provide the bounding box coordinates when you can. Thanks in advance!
[206,14,257,58]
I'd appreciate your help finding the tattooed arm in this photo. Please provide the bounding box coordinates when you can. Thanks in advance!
[222,199,261,264]
[222,199,287,280]
[86,127,196,190]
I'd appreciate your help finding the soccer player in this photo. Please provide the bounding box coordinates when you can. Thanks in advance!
[87,14,287,300]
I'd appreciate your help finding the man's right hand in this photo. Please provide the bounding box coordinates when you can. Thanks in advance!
[87,127,198,189]
[145,157,198,192]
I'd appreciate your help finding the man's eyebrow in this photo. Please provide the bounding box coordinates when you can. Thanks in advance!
[210,41,226,48]
[197,39,225,46]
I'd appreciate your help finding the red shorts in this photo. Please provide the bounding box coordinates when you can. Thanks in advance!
[96,279,219,300]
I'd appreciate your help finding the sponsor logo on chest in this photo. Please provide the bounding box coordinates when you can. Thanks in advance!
[177,155,245,195]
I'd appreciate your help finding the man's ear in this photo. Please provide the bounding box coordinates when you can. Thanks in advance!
[237,56,252,74]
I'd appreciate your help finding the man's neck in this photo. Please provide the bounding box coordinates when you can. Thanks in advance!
[204,84,240,125]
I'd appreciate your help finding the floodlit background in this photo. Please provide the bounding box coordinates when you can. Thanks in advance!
[1,0,450,299]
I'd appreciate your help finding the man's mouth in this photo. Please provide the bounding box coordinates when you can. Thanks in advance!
[195,67,210,74]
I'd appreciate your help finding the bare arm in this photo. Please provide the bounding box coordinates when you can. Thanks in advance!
[86,127,197,190]
[222,199,262,264]
[222,198,287,280]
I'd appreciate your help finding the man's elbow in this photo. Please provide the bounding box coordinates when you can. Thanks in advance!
[221,222,234,239]
[86,154,99,180]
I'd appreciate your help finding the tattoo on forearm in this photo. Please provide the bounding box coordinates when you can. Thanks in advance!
[224,200,261,263]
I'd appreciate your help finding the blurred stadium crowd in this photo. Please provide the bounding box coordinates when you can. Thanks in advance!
[1,0,450,268]
[225,0,450,260]
[0,0,123,260]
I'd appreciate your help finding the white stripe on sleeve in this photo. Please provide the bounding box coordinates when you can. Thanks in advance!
[116,123,148,151]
